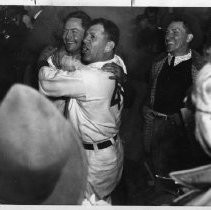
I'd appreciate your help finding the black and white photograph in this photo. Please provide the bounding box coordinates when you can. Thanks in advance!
[0,0,210,207]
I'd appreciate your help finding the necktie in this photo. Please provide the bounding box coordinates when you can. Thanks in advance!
[166,56,175,81]
[169,56,175,68]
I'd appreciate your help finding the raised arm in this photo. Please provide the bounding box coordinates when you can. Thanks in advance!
[39,66,86,98]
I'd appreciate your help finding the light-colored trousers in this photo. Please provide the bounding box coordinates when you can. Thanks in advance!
[84,137,124,203]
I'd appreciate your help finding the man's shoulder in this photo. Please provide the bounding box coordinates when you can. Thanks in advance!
[113,54,127,74]
[150,53,168,72]
[81,65,114,89]
[80,65,108,78]
[192,50,205,70]
[153,52,168,63]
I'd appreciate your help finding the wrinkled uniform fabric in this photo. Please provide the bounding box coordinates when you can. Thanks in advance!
[46,55,83,115]
[85,137,123,200]
[39,55,126,201]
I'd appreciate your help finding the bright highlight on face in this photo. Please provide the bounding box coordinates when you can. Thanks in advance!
[63,18,85,55]
[165,21,192,56]
[82,24,109,64]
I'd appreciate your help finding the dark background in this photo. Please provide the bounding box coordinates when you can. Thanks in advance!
[0,6,211,205]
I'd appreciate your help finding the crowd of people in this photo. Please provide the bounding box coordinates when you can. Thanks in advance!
[1,5,211,206]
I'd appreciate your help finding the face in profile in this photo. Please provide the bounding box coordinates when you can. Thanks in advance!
[63,18,85,55]
[82,24,109,64]
[165,21,192,56]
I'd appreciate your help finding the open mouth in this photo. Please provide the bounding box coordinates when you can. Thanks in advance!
[166,42,175,50]
[65,41,75,46]
[82,45,89,54]
[166,41,174,46]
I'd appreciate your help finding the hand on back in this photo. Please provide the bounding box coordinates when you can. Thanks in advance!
[101,62,127,84]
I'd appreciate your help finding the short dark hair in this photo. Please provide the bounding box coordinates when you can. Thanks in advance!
[89,18,120,50]
[64,11,91,30]
[164,13,203,49]
[167,14,194,35]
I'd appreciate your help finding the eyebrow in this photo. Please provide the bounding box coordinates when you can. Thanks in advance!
[64,27,80,30]
[87,30,97,35]
[167,28,182,31]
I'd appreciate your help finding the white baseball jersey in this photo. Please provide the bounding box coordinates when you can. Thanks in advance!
[39,55,126,143]
[46,55,84,114]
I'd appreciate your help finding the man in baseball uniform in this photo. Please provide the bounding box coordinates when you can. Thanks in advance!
[41,11,125,116]
[39,18,126,204]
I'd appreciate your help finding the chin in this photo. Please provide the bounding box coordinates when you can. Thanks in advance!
[66,48,76,54]
[166,45,175,52]
[166,47,172,53]
[65,46,72,54]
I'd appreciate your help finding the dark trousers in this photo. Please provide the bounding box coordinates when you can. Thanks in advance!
[143,109,192,177]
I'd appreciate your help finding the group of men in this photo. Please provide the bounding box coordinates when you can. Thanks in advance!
[34,10,211,204]
[2,7,211,205]
[38,9,211,204]
[38,11,126,204]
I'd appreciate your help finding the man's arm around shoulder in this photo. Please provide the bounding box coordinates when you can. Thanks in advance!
[39,66,86,98]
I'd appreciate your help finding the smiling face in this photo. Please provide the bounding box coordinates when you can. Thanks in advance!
[62,18,85,56]
[165,21,193,56]
[82,24,110,64]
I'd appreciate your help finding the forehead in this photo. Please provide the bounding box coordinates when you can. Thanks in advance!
[167,21,186,31]
[87,24,105,35]
[64,18,84,30]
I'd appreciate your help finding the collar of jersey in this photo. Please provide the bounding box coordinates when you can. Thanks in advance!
[87,55,117,69]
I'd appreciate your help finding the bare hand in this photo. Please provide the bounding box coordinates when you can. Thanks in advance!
[101,62,127,84]
[51,46,67,69]
[60,55,76,72]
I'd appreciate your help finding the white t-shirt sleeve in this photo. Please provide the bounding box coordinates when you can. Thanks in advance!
[39,66,86,98]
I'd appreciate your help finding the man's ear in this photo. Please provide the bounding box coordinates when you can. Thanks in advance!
[104,41,115,53]
[187,33,193,43]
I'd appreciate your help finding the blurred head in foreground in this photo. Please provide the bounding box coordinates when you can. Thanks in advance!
[0,84,87,204]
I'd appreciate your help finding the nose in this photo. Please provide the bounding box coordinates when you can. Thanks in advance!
[165,32,173,41]
[65,30,73,40]
[83,34,90,44]
[165,36,170,43]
